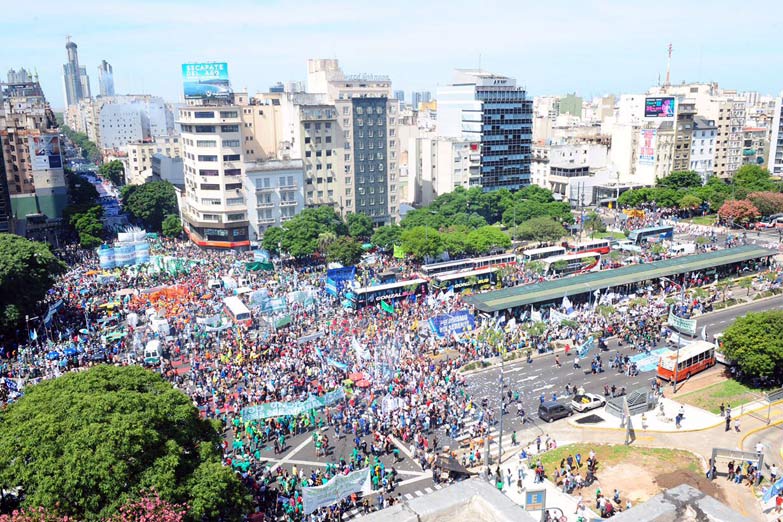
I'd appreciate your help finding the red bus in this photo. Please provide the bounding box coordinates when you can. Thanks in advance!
[568,239,611,255]
[657,341,716,382]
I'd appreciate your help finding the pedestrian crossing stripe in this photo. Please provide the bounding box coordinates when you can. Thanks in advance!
[414,490,424,496]
[404,493,414,500]
[424,487,433,493]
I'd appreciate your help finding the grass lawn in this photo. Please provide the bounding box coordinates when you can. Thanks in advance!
[677,379,762,414]
[538,443,701,475]
[592,231,627,239]
[685,214,717,226]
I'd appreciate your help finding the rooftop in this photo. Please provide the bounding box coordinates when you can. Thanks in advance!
[611,484,746,522]
[464,245,775,313]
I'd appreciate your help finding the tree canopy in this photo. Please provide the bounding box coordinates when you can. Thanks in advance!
[722,311,783,378]
[272,207,348,258]
[326,236,364,265]
[513,216,567,243]
[0,366,251,521]
[370,225,402,251]
[61,125,99,163]
[0,235,66,332]
[161,214,182,238]
[346,213,374,238]
[98,160,125,187]
[656,171,703,190]
[121,181,178,232]
[717,199,760,224]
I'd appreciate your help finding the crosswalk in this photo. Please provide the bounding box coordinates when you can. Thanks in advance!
[449,415,523,455]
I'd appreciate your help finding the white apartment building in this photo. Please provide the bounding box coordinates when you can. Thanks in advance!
[406,134,480,206]
[179,103,249,248]
[99,104,149,150]
[530,142,608,200]
[690,116,716,182]
[244,159,305,240]
[121,136,182,185]
[768,95,783,176]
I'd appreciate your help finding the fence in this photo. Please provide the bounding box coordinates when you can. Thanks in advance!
[740,386,783,425]
[606,387,658,419]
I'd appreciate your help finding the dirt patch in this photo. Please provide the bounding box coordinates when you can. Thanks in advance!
[656,470,726,503]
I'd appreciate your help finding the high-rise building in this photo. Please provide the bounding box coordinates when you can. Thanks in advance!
[558,93,583,118]
[98,60,115,97]
[769,95,783,176]
[411,91,431,109]
[690,116,717,182]
[63,37,90,107]
[437,69,533,191]
[7,68,32,84]
[393,90,405,102]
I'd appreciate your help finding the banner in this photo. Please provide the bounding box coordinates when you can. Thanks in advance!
[326,266,356,283]
[287,291,315,308]
[380,300,395,315]
[428,310,476,339]
[303,467,371,515]
[531,308,542,323]
[253,249,271,262]
[667,308,697,336]
[352,337,370,360]
[241,387,346,421]
[327,358,349,371]
[246,261,274,272]
[577,336,595,358]
[549,309,569,324]
[393,244,405,259]
[325,277,339,297]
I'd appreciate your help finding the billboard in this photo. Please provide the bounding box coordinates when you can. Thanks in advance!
[181,62,230,99]
[644,97,676,118]
[639,129,657,164]
[28,135,62,170]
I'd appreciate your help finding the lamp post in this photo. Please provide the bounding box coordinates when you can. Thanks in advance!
[661,276,686,393]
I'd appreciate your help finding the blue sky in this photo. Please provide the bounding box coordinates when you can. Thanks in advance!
[1,0,781,110]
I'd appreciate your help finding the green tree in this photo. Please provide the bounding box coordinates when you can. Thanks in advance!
[70,205,104,243]
[98,160,126,186]
[465,226,511,254]
[722,311,783,378]
[732,165,775,195]
[0,366,252,521]
[371,225,402,251]
[326,236,364,266]
[400,226,443,260]
[276,207,347,258]
[514,216,566,243]
[61,125,100,163]
[441,227,470,257]
[747,191,783,217]
[260,226,285,254]
[161,214,183,238]
[582,212,606,237]
[656,171,703,190]
[693,176,732,211]
[0,235,66,332]
[121,180,178,232]
[346,212,374,238]
[678,193,702,211]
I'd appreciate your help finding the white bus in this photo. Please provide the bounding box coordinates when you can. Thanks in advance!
[520,246,567,262]
[223,296,252,326]
[543,252,601,276]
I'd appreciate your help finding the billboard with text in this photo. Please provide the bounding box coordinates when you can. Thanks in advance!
[181,62,230,99]
[644,97,676,118]
[639,129,657,164]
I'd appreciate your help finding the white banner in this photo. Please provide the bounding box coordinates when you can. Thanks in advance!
[531,308,542,323]
[667,309,697,336]
[549,309,569,324]
[303,467,371,515]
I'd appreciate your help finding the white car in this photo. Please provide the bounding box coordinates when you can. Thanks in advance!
[570,393,606,413]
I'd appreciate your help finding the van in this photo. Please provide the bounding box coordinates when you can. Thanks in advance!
[538,401,573,423]
[670,243,696,256]
[144,340,163,365]
[614,240,642,254]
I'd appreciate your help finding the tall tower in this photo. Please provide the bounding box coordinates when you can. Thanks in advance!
[98,60,115,97]
[664,43,673,88]
[62,36,84,107]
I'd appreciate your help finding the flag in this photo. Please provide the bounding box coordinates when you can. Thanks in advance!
[763,476,783,503]
[701,325,707,341]
[380,300,395,314]
[562,295,573,312]
[29,329,37,342]
[393,244,405,259]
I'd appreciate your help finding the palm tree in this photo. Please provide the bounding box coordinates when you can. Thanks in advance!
[738,277,753,297]
[715,280,731,302]
[317,231,337,252]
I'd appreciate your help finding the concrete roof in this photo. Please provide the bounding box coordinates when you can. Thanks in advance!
[611,484,747,522]
[355,479,536,522]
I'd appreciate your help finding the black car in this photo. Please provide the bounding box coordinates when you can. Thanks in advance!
[538,401,573,423]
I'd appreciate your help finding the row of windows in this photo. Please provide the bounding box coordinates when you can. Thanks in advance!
[193,110,238,119]
[182,124,238,133]
[303,122,332,130]
[200,182,243,191]
[354,106,384,115]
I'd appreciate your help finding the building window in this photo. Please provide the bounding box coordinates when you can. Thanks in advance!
[198,169,219,176]
[226,183,243,190]
[219,111,238,118]
[200,183,219,190]
[194,111,214,118]
[227,213,245,221]
[224,169,241,176]
[196,140,217,147]
[198,155,218,161]
[194,125,215,133]
[220,125,239,132]
[223,154,240,161]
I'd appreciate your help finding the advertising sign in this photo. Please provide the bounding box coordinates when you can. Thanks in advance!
[644,97,676,118]
[428,310,476,338]
[29,135,62,170]
[525,489,546,510]
[181,62,230,99]
[639,129,657,165]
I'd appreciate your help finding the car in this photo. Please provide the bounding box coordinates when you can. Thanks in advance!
[538,401,573,423]
[570,393,607,413]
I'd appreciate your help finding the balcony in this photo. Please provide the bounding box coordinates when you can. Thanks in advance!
[257,202,274,209]
[279,182,298,189]
[280,200,298,207]
[257,217,276,225]
[256,185,275,192]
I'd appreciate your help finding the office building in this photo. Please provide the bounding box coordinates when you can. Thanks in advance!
[690,116,717,182]
[244,159,305,240]
[179,98,250,248]
[769,95,783,176]
[393,90,405,102]
[63,37,90,108]
[118,136,182,185]
[411,90,431,109]
[98,60,115,97]
[437,69,533,191]
[558,93,583,118]
[7,68,33,84]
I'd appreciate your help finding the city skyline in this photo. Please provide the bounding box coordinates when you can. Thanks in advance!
[1,0,781,109]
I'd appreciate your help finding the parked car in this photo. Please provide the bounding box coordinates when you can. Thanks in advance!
[538,401,573,423]
[570,393,607,413]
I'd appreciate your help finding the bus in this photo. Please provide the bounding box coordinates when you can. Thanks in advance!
[628,225,675,245]
[713,333,734,365]
[520,246,567,262]
[347,278,428,308]
[543,253,601,277]
[657,340,716,382]
[568,239,611,255]
[430,267,498,292]
[420,253,516,277]
[223,296,252,326]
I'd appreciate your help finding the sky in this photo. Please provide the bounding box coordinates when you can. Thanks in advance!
[1,0,781,110]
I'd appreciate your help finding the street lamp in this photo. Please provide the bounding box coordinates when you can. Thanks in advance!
[661,276,686,392]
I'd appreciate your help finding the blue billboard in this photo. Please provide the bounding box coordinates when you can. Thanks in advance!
[181,62,230,99]
[428,310,476,338]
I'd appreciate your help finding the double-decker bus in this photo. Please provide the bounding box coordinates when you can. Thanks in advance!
[628,225,674,245]
[568,239,611,255]
[430,267,498,292]
[543,252,601,277]
[347,278,428,308]
[420,253,516,277]
[657,340,716,382]
[520,246,567,262]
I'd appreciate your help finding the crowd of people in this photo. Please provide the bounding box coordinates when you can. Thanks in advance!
[0,228,778,520]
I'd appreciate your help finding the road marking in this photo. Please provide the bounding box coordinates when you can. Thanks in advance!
[404,493,414,500]
[600,376,609,381]
[414,490,424,497]
[532,384,554,392]
[506,367,525,374]
[434,483,443,490]
[719,320,727,324]
[269,437,312,473]
[389,434,416,463]
[424,487,434,494]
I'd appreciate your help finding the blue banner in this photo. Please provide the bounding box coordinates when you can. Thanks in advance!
[577,336,595,358]
[327,358,349,371]
[253,249,271,262]
[325,277,339,297]
[241,387,346,421]
[428,310,476,339]
[326,266,356,283]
